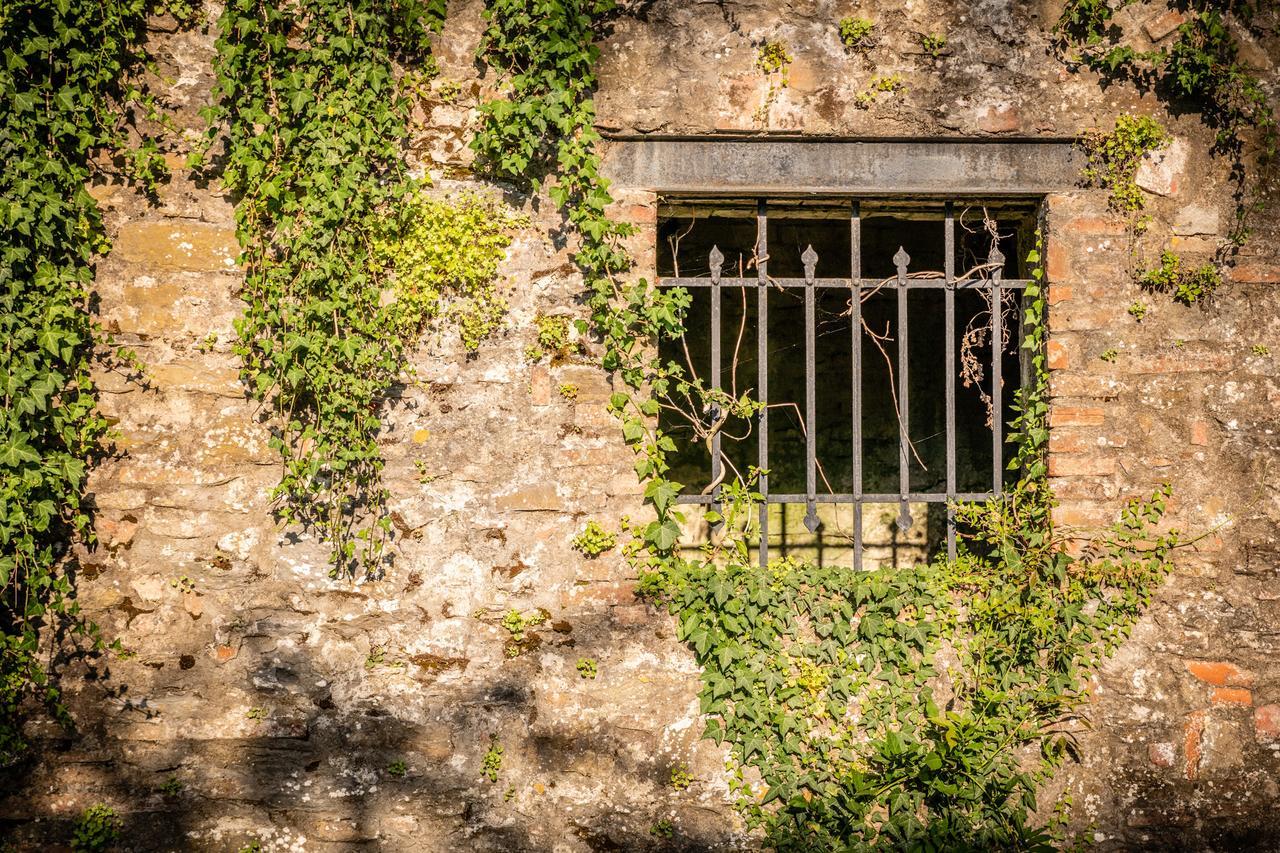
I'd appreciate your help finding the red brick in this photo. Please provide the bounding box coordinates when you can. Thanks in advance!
[1048,455,1116,477]
[1186,660,1255,688]
[1184,710,1206,780]
[1051,505,1113,528]
[623,203,657,225]
[1231,262,1280,284]
[1046,242,1072,282]
[1048,285,1073,305]
[1254,704,1280,740]
[978,104,1020,134]
[1050,405,1106,427]
[1190,420,1210,447]
[1144,9,1187,41]
[1046,339,1069,370]
[530,366,552,406]
[1049,431,1095,453]
[1064,216,1127,237]
[1211,687,1252,706]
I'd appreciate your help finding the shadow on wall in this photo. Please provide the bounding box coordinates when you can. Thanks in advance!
[0,597,735,852]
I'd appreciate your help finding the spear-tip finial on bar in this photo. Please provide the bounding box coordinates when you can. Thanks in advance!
[897,501,913,532]
[893,246,910,284]
[804,505,821,533]
[802,244,818,284]
[988,244,1005,279]
[709,245,724,285]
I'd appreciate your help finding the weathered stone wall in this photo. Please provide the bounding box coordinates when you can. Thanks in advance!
[3,0,1280,850]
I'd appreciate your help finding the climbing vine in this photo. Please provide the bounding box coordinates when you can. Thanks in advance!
[206,0,529,577]
[1,0,190,766]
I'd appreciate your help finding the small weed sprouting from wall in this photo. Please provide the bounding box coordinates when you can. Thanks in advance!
[500,608,547,658]
[854,73,906,110]
[71,804,121,853]
[838,17,876,51]
[481,738,504,782]
[668,763,693,790]
[919,31,947,58]
[1139,250,1222,305]
[572,520,616,557]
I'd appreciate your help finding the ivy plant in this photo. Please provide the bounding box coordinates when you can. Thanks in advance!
[1,0,190,767]
[203,0,478,578]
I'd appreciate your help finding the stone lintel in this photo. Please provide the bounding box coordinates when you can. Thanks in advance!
[602,137,1084,197]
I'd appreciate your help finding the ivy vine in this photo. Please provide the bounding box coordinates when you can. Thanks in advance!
[206,0,527,577]
[1,0,190,765]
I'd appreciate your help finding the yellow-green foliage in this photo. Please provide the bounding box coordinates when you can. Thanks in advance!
[1139,250,1222,304]
[756,40,793,76]
[838,17,875,51]
[527,314,579,363]
[372,192,526,352]
[1081,115,1170,213]
[572,520,616,557]
[854,74,905,109]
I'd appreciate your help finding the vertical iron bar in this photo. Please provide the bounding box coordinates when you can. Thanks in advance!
[991,245,1005,497]
[894,246,911,533]
[945,204,957,562]
[850,202,862,570]
[710,246,723,513]
[803,245,818,533]
[757,199,769,567]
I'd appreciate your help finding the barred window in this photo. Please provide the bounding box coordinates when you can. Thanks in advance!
[657,199,1040,570]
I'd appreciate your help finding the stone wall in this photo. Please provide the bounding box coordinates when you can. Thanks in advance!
[3,0,1280,850]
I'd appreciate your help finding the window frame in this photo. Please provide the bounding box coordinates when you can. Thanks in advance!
[657,198,1037,569]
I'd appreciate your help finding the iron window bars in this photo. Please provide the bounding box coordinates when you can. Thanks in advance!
[659,199,1030,570]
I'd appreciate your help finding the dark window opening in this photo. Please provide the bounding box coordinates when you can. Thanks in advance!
[657,199,1039,570]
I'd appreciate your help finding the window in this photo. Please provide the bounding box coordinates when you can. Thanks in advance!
[656,198,1039,570]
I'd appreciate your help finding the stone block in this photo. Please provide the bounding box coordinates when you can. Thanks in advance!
[1148,741,1176,767]
[1172,204,1221,237]
[113,220,240,272]
[495,484,563,512]
[1135,138,1187,198]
